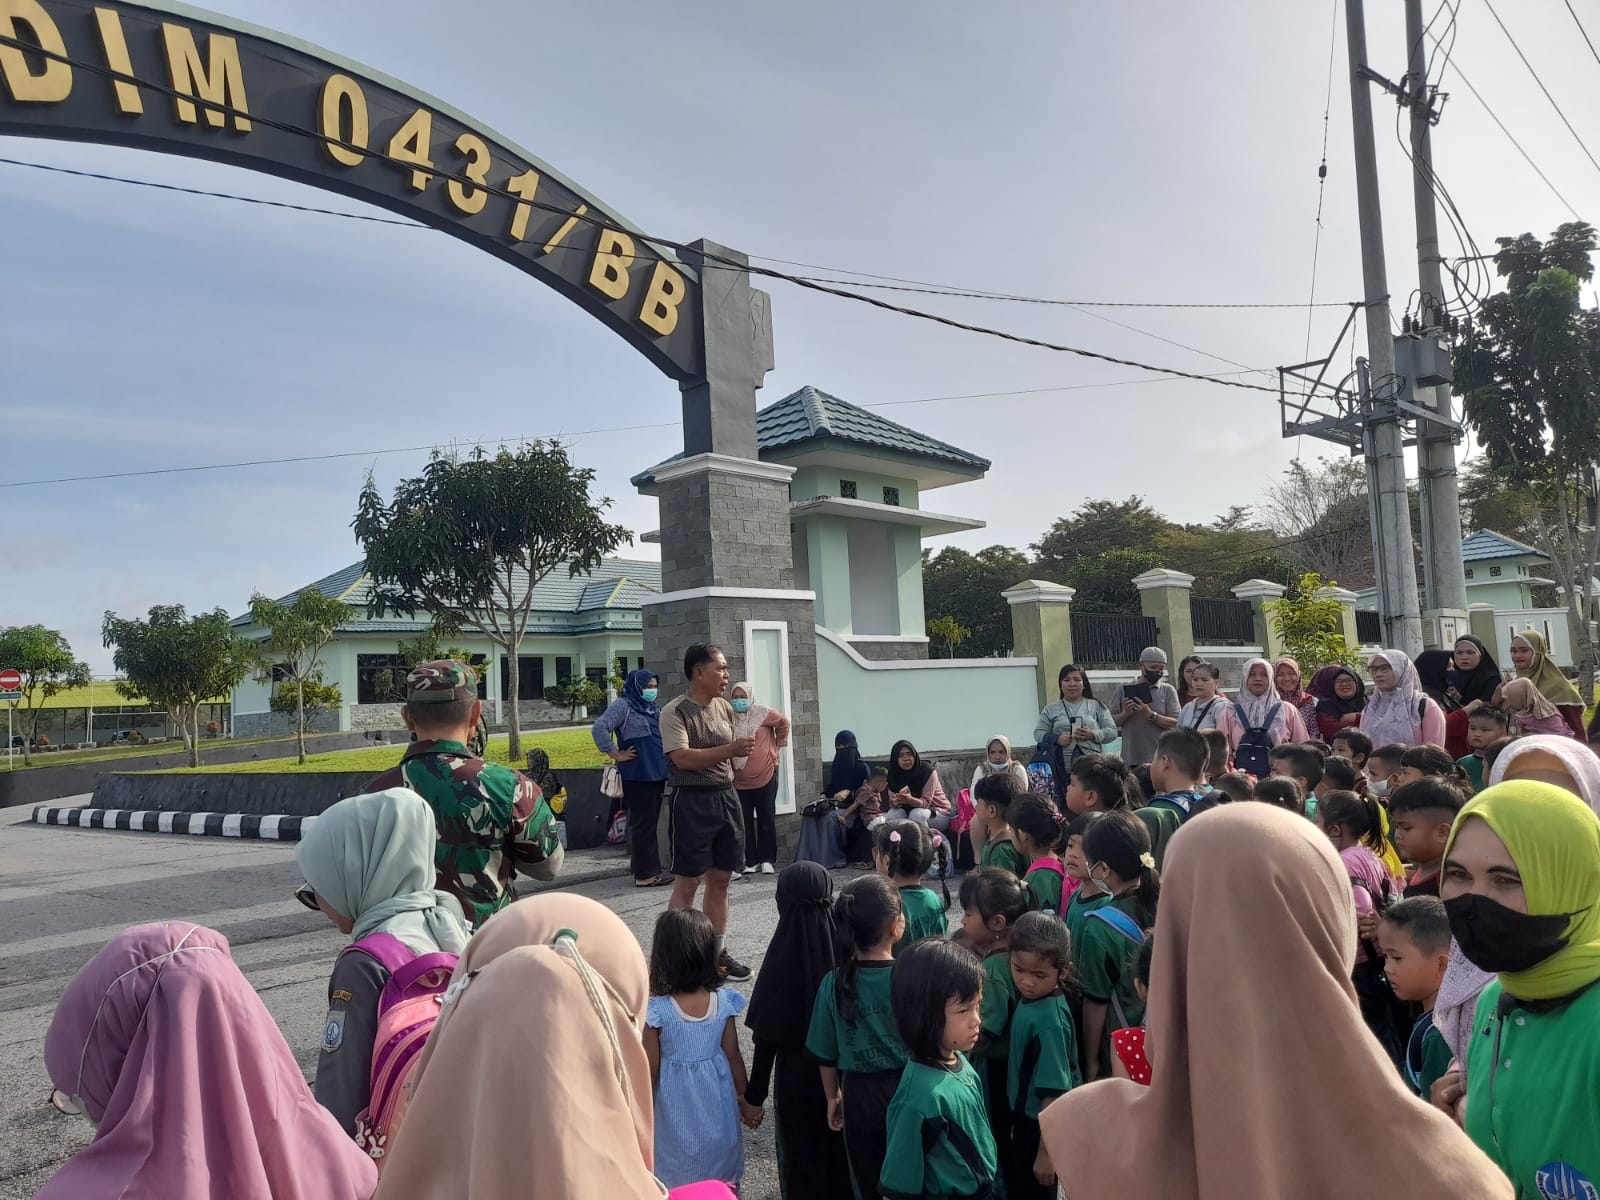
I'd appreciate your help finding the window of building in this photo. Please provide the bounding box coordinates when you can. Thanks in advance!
[636,657,645,672]
[356,654,410,704]
[500,656,545,701]
[1490,565,1502,577]
[615,657,629,682]
[586,666,607,687]
[839,479,858,499]
[883,485,900,506]
[1464,568,1474,579]
[556,656,573,683]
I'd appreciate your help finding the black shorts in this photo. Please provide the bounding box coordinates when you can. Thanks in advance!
[669,785,743,877]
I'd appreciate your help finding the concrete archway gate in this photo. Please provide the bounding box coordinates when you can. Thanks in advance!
[0,0,822,803]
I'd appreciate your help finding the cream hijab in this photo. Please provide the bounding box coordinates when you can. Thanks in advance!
[373,895,663,1200]
[1039,804,1510,1200]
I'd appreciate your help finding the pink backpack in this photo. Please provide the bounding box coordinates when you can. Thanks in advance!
[343,932,459,1166]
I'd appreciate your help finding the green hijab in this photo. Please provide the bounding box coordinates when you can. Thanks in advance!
[1513,629,1583,707]
[1445,779,1600,1001]
[296,788,469,955]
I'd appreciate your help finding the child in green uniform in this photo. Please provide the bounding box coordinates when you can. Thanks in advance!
[1011,795,1069,914]
[875,820,951,952]
[806,875,908,1200]
[1456,706,1506,793]
[1007,912,1081,1199]
[1076,810,1159,1079]
[1063,752,1134,815]
[958,867,1031,1189]
[973,775,1028,879]
[880,940,998,1200]
[1375,897,1452,1098]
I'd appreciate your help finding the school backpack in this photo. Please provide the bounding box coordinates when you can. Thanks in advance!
[1230,701,1282,780]
[343,932,460,1166]
[1027,737,1063,801]
[1087,904,1147,1030]
[1349,872,1398,961]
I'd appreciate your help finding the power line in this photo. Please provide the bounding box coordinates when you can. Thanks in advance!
[1562,0,1600,71]
[1481,0,1600,179]
[1303,0,1341,380]
[0,371,1267,490]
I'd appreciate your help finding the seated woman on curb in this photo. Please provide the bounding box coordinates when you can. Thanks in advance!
[295,787,471,1138]
[884,739,951,832]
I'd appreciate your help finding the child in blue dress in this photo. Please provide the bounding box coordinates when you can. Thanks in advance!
[645,909,762,1191]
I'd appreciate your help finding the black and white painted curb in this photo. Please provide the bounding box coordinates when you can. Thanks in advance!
[32,807,312,840]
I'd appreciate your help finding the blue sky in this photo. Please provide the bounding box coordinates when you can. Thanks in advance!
[3,0,1594,671]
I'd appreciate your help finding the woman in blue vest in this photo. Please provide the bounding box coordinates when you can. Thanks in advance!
[592,669,672,886]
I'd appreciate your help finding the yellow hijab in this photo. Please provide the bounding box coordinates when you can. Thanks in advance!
[1513,629,1583,707]
[1445,780,1600,1001]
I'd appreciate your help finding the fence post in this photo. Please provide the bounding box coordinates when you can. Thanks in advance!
[1230,579,1288,659]
[1468,603,1501,666]
[1003,579,1076,710]
[1314,585,1361,652]
[1132,568,1195,667]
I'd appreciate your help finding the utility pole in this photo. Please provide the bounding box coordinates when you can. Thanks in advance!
[1346,0,1424,655]
[1405,0,1469,645]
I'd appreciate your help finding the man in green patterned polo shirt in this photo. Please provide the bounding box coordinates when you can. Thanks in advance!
[366,660,563,926]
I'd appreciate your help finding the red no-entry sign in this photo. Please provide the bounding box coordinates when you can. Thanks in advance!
[0,668,21,694]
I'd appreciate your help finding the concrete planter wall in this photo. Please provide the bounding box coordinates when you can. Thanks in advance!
[0,731,392,809]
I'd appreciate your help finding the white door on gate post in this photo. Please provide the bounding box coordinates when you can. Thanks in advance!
[743,621,796,815]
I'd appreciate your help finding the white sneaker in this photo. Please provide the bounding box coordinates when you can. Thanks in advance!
[759,862,775,875]
[729,870,745,881]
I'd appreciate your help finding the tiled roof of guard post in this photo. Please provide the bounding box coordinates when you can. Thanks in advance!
[630,385,989,486]
[230,558,662,634]
[1460,529,1549,563]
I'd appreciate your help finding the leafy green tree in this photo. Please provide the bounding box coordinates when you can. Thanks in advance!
[1271,572,1360,672]
[1454,222,1600,693]
[543,676,606,721]
[269,678,343,733]
[1154,506,1297,596]
[0,625,91,765]
[926,615,971,658]
[1458,458,1545,546]
[1030,497,1171,580]
[102,606,259,768]
[354,442,630,761]
[1064,547,1162,614]
[248,589,351,764]
[922,545,1031,656]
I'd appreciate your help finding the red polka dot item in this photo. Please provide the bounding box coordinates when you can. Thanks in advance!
[1111,1026,1151,1086]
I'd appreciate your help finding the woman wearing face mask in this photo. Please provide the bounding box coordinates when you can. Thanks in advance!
[729,681,791,877]
[1510,630,1587,740]
[40,923,378,1200]
[593,669,672,887]
[1433,781,1600,1192]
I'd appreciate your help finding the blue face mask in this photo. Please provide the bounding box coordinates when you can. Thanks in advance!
[731,698,752,713]
[641,688,658,703]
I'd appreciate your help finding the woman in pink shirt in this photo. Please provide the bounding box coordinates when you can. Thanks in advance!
[730,681,791,876]
[1215,659,1311,774]
[1498,677,1579,740]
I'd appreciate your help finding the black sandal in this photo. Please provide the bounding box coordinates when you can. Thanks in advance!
[633,873,674,888]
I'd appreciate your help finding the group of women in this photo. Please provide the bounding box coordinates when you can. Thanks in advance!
[797,733,954,866]
[592,669,792,884]
[1167,629,1588,763]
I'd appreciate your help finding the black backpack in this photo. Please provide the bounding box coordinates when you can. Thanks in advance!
[1231,701,1282,778]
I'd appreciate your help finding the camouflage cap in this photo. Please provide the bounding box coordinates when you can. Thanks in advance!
[405,660,478,703]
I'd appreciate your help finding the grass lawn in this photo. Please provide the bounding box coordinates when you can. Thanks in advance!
[4,734,322,771]
[166,728,608,774]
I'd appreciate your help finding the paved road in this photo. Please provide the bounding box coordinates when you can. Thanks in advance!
[0,803,866,1199]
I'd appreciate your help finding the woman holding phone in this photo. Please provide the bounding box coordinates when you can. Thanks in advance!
[1034,664,1118,779]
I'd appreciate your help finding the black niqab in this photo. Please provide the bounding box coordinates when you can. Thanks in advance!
[746,862,836,1047]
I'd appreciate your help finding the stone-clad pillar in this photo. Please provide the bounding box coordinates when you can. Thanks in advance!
[636,241,820,804]
[1003,579,1076,710]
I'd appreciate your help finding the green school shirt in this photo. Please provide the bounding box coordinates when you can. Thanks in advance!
[806,962,907,1075]
[1136,793,1199,870]
[1403,1011,1453,1100]
[979,835,1028,880]
[1456,751,1486,793]
[895,884,949,953]
[1074,892,1147,1032]
[880,1056,998,1200]
[976,947,1018,1062]
[1064,886,1110,950]
[1024,862,1064,914]
[1464,979,1600,1195]
[1007,992,1081,1118]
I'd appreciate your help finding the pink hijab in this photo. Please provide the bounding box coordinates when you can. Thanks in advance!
[39,923,376,1200]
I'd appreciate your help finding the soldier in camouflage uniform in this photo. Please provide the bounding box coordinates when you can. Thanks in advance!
[367,661,563,927]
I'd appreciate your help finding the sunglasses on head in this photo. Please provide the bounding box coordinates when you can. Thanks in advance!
[293,882,319,912]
